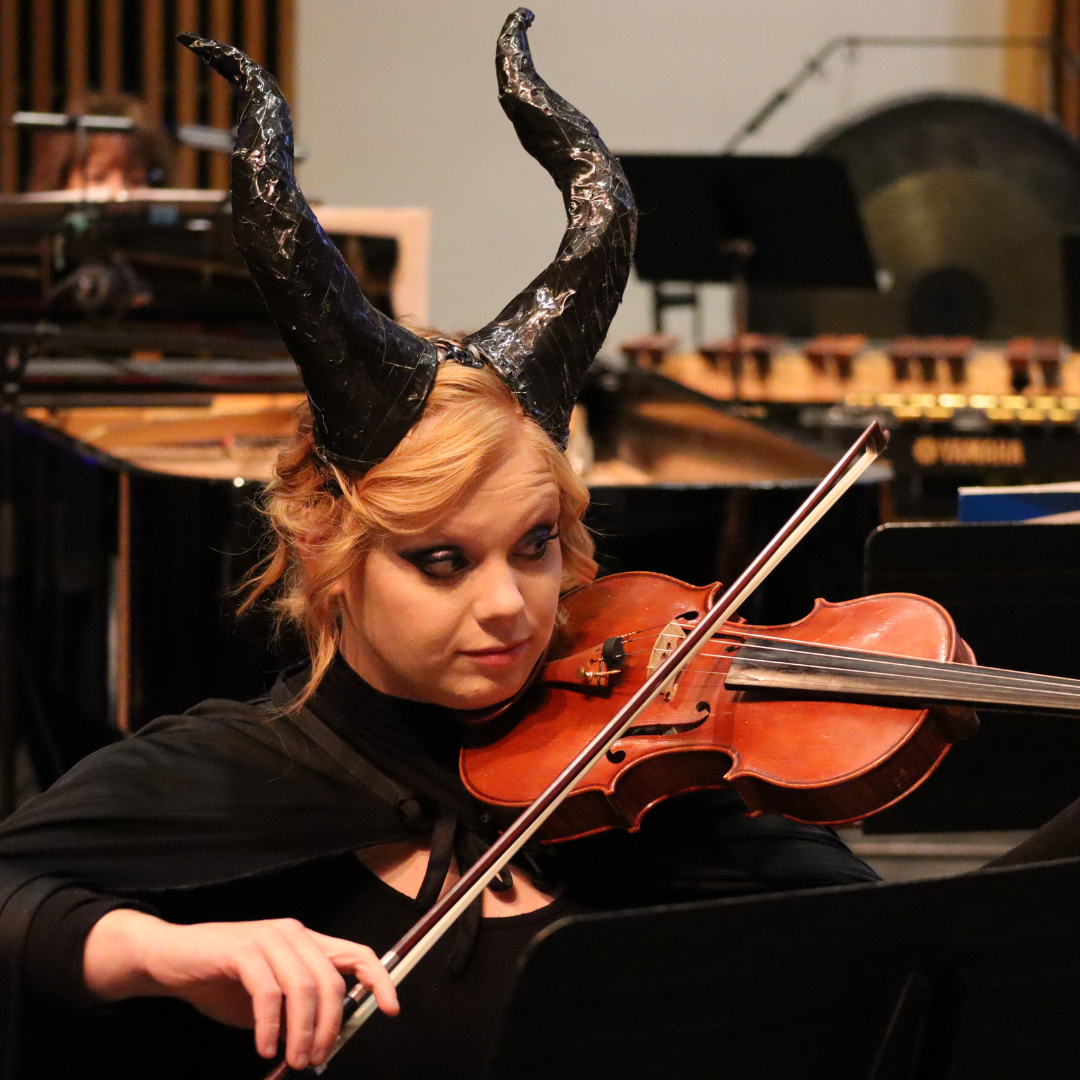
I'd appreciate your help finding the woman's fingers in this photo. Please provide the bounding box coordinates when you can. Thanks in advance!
[248,925,399,1067]
[257,927,399,1066]
[351,946,400,1017]
[255,921,327,1069]
[275,922,350,1065]
[87,912,397,1068]
[311,931,400,1016]
[231,941,285,1058]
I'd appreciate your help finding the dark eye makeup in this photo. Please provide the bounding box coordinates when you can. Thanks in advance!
[514,524,560,561]
[401,546,470,580]
[400,524,559,581]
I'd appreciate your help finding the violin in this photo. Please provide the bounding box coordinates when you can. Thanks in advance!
[459,571,984,837]
[461,560,1080,838]
[266,419,1080,1076]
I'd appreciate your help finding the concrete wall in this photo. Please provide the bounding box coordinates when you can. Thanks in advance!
[295,0,1006,349]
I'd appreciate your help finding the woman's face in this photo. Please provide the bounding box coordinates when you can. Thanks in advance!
[335,430,563,709]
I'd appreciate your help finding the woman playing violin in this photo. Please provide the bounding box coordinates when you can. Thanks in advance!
[6,11,1073,1080]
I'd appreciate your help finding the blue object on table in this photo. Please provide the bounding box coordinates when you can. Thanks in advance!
[957,481,1080,522]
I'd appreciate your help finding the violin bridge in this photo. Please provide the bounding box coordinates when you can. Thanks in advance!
[647,621,688,700]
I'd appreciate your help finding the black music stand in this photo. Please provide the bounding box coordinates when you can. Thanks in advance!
[864,520,1080,832]
[1062,234,1080,348]
[485,856,1080,1080]
[619,155,877,336]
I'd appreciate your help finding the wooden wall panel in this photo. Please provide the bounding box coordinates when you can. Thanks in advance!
[1052,0,1080,136]
[0,0,17,191]
[31,0,52,110]
[996,0,1080,134]
[100,0,121,93]
[1005,0,1053,114]
[275,0,294,104]
[174,0,199,186]
[1058,1,1079,133]
[0,0,15,192]
[67,0,87,106]
[244,0,263,64]
[141,0,161,121]
[0,0,294,191]
[209,0,231,189]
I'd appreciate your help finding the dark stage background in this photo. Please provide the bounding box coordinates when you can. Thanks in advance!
[5,411,881,797]
[10,412,1080,834]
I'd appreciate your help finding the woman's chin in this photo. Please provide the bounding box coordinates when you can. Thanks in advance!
[436,665,534,712]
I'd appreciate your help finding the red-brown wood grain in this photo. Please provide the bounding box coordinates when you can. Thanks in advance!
[461,573,978,840]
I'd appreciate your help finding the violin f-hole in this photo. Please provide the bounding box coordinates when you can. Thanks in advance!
[607,701,712,762]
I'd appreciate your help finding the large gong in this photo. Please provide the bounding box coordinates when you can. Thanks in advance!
[748,93,1080,339]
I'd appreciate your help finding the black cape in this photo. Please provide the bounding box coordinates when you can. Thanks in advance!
[0,664,884,1079]
[0,677,424,1079]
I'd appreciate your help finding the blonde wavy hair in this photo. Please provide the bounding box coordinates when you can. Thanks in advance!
[241,361,597,710]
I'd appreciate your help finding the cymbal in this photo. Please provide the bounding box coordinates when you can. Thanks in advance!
[750,93,1080,339]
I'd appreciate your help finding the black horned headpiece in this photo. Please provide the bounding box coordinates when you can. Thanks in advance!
[179,8,637,472]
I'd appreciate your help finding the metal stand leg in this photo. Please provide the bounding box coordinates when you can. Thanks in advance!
[0,337,28,817]
[651,281,702,344]
[0,416,13,816]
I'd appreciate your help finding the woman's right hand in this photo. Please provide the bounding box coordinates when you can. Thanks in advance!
[83,909,399,1071]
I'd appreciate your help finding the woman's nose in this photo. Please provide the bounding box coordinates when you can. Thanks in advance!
[472,558,527,625]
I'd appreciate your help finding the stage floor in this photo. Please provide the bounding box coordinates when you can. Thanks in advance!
[836,827,1034,881]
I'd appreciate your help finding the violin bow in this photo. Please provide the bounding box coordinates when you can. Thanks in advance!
[266,419,889,1079]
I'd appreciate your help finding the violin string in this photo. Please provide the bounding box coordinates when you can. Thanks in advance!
[617,628,754,658]
[596,645,1080,702]
[620,618,721,643]
[579,616,1080,706]
[611,657,1080,705]
[558,665,1080,724]
[609,652,1080,695]
[589,612,749,656]
[619,635,741,658]
[695,644,1080,691]
[617,639,1071,691]
[619,669,1080,709]
[664,654,1080,702]
[708,637,1080,691]
[615,632,1080,693]
[680,662,1080,700]
[601,623,686,648]
[699,626,1080,688]
[614,617,858,658]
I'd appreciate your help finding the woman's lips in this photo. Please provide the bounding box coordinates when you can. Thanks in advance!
[460,640,529,667]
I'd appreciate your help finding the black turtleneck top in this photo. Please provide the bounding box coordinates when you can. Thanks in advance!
[20,657,879,1080]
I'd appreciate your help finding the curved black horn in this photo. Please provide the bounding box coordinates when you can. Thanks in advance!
[465,8,638,448]
[178,35,439,472]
